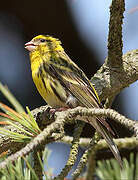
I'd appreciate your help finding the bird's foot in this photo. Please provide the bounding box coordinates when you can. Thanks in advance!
[49,107,69,114]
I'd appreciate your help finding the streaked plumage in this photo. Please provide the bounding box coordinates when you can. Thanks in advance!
[25,35,122,167]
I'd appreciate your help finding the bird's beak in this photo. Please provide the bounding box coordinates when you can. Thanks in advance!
[25,41,37,52]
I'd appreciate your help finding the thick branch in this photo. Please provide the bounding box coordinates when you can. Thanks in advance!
[91,49,138,100]
[0,125,25,155]
[107,0,125,67]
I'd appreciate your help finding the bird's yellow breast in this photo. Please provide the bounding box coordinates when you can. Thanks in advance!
[30,51,67,107]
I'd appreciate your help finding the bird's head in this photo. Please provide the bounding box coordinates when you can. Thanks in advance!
[25,35,63,53]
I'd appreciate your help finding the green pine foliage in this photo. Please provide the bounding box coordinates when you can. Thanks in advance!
[96,153,138,180]
[0,148,52,180]
[0,82,41,143]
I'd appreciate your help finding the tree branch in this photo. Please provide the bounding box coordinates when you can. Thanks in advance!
[72,133,100,180]
[107,0,125,67]
[53,122,85,180]
[91,49,138,101]
[0,107,137,169]
[60,136,138,151]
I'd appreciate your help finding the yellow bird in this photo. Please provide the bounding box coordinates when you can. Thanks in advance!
[25,35,122,167]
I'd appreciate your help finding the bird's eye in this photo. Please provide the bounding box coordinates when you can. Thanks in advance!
[40,39,46,43]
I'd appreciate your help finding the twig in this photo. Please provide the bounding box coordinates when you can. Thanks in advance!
[60,136,137,151]
[72,133,100,179]
[53,122,85,180]
[64,107,138,137]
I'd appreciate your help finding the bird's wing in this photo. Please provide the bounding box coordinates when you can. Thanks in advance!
[45,54,113,133]
[47,54,101,108]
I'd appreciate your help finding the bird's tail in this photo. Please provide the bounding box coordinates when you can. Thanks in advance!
[92,119,123,168]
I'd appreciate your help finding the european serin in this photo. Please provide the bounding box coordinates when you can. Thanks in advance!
[25,35,122,167]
